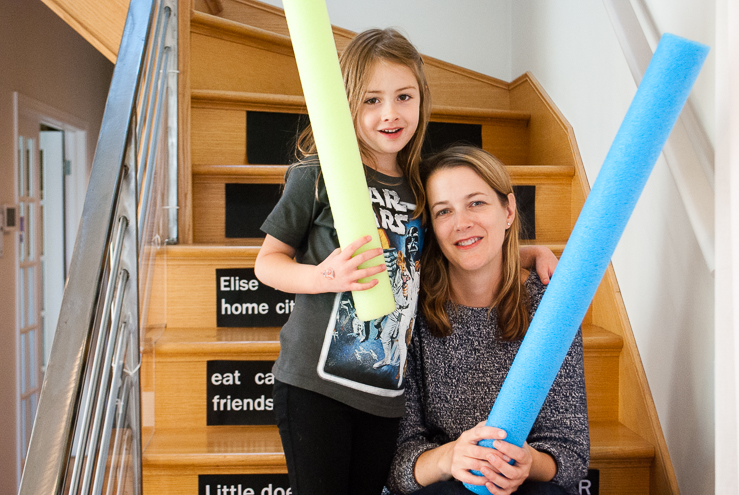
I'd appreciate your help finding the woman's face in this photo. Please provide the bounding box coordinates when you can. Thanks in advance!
[427,165,515,278]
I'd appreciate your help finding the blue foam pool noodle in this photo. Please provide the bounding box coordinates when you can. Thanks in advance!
[464,33,708,493]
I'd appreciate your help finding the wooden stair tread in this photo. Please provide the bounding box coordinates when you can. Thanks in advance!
[191,10,293,56]
[192,163,574,179]
[168,242,571,260]
[589,421,655,462]
[166,244,262,259]
[143,426,284,468]
[143,421,651,466]
[155,327,280,357]
[191,89,531,123]
[150,322,617,356]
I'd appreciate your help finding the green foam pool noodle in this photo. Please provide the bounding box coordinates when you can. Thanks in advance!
[282,0,396,321]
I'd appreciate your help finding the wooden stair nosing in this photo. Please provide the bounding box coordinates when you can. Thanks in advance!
[581,324,623,355]
[149,323,618,359]
[191,163,573,181]
[155,327,281,359]
[588,421,655,462]
[191,10,293,57]
[192,164,288,181]
[167,242,571,259]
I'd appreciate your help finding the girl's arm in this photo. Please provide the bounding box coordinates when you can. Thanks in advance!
[520,245,558,284]
[254,234,387,294]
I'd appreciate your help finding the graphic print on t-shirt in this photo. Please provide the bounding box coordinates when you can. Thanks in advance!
[317,186,423,396]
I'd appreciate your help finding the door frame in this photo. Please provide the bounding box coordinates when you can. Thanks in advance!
[12,92,90,478]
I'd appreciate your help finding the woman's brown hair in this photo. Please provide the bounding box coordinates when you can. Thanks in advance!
[419,145,531,340]
[296,28,431,216]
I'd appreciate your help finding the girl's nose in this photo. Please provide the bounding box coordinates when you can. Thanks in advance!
[382,102,399,121]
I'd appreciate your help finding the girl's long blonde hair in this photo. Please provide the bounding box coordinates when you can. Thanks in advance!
[419,145,531,340]
[296,28,431,215]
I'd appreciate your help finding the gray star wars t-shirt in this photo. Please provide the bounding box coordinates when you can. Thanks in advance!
[261,160,423,417]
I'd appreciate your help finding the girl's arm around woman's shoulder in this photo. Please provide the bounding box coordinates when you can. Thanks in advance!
[519,245,558,284]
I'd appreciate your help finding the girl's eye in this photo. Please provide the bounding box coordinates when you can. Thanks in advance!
[364,97,380,105]
[398,94,412,101]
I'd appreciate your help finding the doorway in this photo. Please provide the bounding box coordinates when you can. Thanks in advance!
[13,93,89,470]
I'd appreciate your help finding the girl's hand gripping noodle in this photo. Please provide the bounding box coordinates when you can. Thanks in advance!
[463,33,708,494]
[282,0,396,321]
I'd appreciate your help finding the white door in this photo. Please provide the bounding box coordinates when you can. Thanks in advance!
[39,130,66,368]
[16,134,43,468]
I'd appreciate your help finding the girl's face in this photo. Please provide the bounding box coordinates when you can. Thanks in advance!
[427,166,515,278]
[357,61,420,173]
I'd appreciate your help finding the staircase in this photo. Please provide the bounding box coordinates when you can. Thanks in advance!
[139,1,678,493]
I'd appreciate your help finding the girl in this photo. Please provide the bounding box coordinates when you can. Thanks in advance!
[255,30,557,494]
[386,146,589,495]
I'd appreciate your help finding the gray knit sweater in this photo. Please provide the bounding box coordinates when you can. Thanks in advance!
[386,272,589,494]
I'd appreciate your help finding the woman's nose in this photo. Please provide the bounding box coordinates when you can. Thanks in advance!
[454,210,473,231]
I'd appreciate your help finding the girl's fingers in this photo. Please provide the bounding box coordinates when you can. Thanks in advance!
[355,263,387,280]
[351,247,385,268]
[348,278,380,292]
[341,235,374,258]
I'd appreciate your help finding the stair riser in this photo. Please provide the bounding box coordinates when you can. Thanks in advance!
[154,357,618,426]
[583,352,620,422]
[143,461,647,495]
[143,469,289,495]
[189,174,573,247]
[155,354,279,428]
[588,462,651,495]
[166,251,257,328]
[191,33,301,95]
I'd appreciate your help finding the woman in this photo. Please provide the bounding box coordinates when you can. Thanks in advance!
[385,146,589,495]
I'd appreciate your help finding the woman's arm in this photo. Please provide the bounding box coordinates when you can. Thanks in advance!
[412,423,502,487]
[254,234,386,294]
[413,425,556,493]
[519,245,558,284]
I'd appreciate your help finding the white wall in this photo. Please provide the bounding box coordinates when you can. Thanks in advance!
[511,1,715,494]
[259,0,511,80]
[0,0,113,489]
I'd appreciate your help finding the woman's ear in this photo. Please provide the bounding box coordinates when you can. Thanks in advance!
[506,192,517,227]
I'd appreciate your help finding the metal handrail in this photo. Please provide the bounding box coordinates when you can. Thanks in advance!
[18,0,177,492]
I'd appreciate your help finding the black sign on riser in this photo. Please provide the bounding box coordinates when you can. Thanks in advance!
[579,469,599,495]
[199,474,291,495]
[216,268,295,327]
[207,361,276,425]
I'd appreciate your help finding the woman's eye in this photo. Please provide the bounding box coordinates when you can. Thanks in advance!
[435,208,450,217]
[470,201,485,207]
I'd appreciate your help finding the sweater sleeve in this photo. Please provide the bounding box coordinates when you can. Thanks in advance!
[527,327,590,493]
[386,326,441,494]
